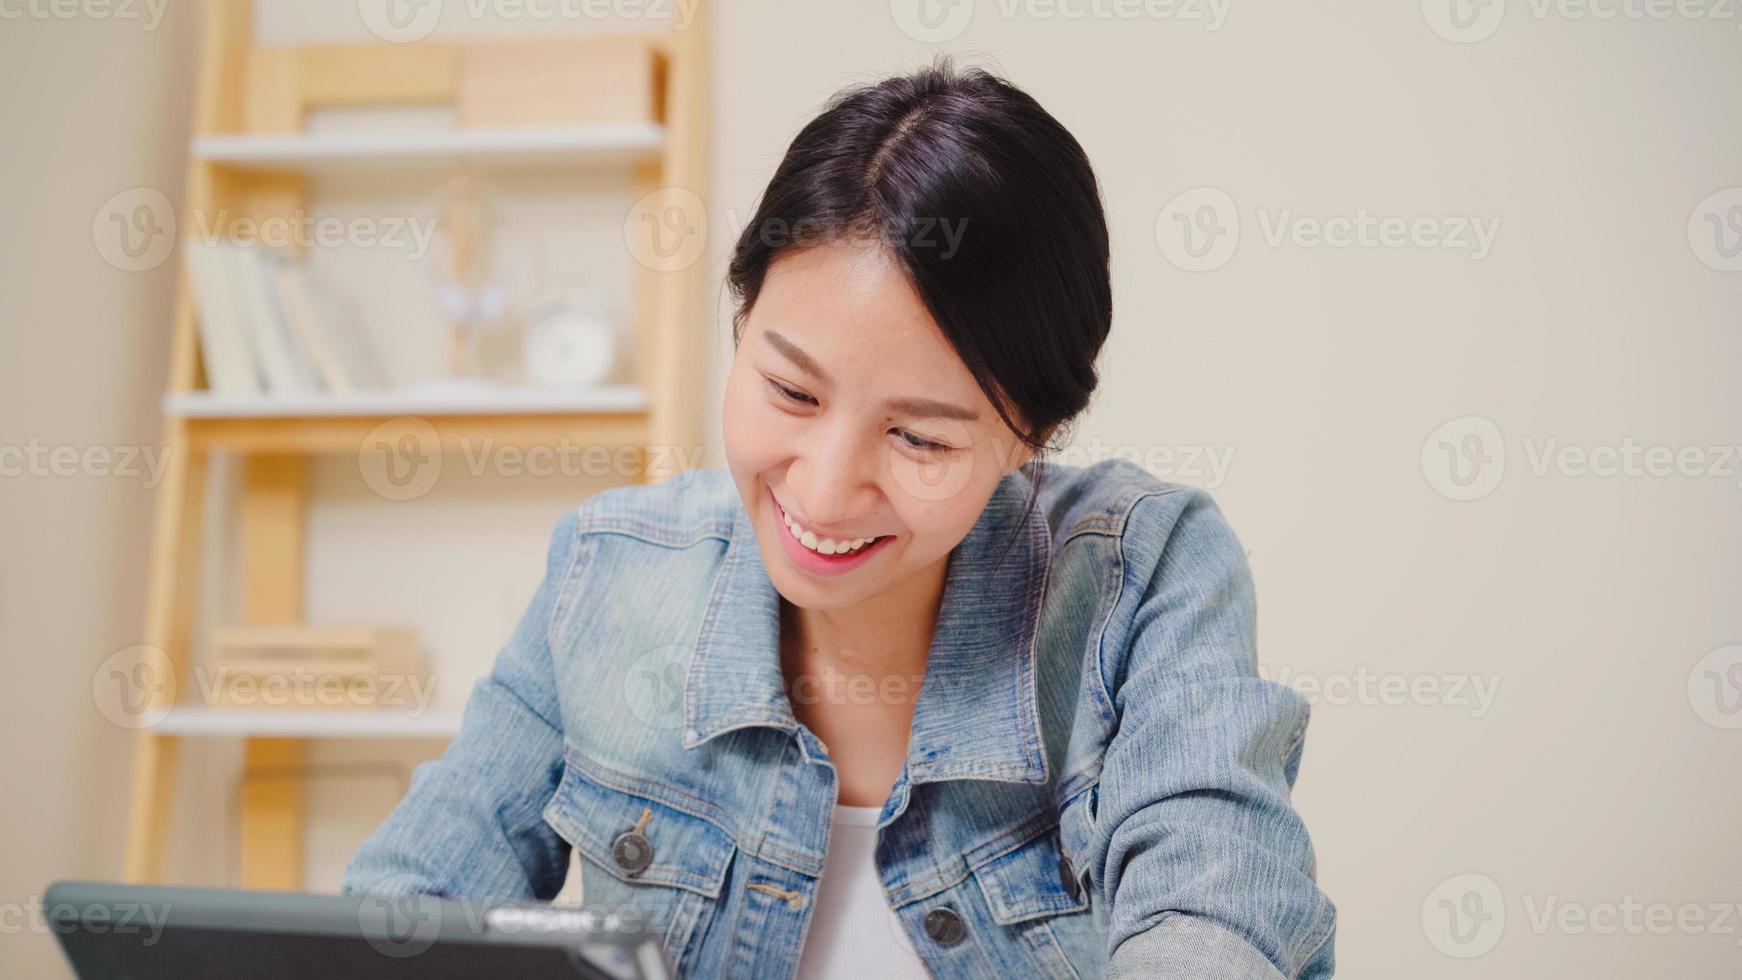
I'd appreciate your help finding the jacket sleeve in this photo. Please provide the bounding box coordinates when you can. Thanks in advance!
[1099,489,1336,978]
[340,508,582,901]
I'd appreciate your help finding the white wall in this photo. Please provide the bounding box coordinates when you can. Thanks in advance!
[2,2,1738,977]
[0,6,196,978]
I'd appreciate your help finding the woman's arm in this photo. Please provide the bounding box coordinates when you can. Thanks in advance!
[340,509,583,901]
[1100,489,1336,979]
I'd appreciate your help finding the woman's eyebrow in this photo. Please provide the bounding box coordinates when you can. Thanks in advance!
[763,330,980,422]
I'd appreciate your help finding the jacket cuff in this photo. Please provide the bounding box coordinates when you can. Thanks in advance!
[1108,914,1288,980]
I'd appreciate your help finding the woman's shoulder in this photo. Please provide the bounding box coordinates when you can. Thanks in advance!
[1033,457,1243,560]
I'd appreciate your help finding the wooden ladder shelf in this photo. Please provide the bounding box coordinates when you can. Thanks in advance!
[124,0,711,889]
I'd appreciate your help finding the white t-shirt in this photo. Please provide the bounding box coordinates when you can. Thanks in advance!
[793,804,932,978]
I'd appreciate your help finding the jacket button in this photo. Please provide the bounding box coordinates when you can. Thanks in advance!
[1058,853,1081,900]
[923,906,966,947]
[612,831,653,876]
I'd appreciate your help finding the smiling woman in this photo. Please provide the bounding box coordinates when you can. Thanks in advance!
[343,55,1335,980]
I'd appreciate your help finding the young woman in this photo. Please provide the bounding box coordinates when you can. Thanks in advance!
[344,58,1336,979]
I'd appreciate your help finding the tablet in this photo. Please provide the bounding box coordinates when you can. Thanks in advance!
[44,880,673,980]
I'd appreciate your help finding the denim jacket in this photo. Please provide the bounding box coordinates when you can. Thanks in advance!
[342,459,1336,978]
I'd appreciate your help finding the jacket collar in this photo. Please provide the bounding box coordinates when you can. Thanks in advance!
[682,468,1051,787]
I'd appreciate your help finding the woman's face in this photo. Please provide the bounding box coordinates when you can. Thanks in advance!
[722,237,1034,613]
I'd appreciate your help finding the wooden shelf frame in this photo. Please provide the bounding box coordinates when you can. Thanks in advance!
[192,122,667,176]
[158,706,465,740]
[122,0,713,890]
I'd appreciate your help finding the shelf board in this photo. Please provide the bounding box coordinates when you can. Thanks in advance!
[156,706,463,739]
[192,123,666,176]
[165,384,649,419]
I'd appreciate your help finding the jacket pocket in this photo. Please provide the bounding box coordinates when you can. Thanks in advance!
[541,750,737,974]
[972,823,1097,980]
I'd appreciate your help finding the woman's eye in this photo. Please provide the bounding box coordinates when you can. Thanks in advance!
[897,430,951,454]
[764,377,815,406]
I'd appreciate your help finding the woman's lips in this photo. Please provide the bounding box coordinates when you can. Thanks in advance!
[769,487,893,577]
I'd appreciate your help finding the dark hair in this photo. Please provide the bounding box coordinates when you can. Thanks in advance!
[725,56,1112,549]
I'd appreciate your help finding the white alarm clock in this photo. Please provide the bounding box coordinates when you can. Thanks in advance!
[522,295,618,387]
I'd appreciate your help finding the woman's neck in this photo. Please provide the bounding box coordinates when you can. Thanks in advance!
[778,558,948,684]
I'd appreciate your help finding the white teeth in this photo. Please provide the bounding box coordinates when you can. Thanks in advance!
[782,509,874,556]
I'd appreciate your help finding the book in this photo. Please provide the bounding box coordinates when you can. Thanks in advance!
[229,245,320,394]
[184,239,262,395]
[272,256,355,393]
[185,240,396,396]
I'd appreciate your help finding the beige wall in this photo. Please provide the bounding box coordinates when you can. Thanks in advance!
[3,2,1738,977]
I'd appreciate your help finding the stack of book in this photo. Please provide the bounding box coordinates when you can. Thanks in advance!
[184,240,392,397]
